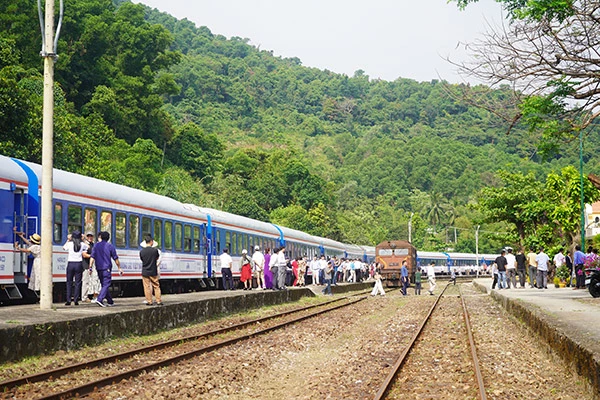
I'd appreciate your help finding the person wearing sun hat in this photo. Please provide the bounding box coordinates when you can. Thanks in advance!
[14,230,42,293]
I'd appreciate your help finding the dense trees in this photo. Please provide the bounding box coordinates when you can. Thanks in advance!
[0,0,596,252]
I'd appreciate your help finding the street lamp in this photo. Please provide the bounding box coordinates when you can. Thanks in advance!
[408,212,414,243]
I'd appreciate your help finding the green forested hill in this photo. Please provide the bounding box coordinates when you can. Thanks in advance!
[0,0,596,252]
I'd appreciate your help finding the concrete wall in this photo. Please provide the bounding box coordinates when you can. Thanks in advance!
[1,282,374,363]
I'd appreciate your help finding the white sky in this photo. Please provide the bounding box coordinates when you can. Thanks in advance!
[133,0,505,84]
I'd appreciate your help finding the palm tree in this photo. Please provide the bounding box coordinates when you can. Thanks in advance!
[424,191,450,233]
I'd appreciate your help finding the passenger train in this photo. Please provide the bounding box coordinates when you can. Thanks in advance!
[0,155,374,304]
[416,251,497,275]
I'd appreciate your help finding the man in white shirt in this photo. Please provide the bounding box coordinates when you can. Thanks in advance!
[310,255,320,285]
[553,249,565,280]
[318,255,328,285]
[505,248,517,289]
[536,248,550,289]
[252,245,265,289]
[220,248,234,290]
[427,262,436,295]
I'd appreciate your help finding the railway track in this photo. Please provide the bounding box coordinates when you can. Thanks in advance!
[1,291,377,400]
[373,283,487,400]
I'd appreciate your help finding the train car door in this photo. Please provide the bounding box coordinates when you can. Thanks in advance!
[12,188,28,284]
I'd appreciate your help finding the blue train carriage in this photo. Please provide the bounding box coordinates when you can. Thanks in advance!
[194,206,282,287]
[360,245,376,263]
[416,251,497,276]
[1,155,216,303]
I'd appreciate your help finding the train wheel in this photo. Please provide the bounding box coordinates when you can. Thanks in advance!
[589,274,600,298]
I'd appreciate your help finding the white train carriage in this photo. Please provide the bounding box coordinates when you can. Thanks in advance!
[0,154,376,303]
[416,251,498,275]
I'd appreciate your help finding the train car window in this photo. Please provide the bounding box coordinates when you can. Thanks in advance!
[231,232,237,255]
[184,225,191,252]
[84,208,97,237]
[142,217,151,238]
[213,228,218,253]
[153,219,162,249]
[225,231,231,253]
[215,228,221,253]
[67,205,82,235]
[242,234,247,253]
[100,211,112,235]
[53,203,63,243]
[193,226,200,253]
[115,213,126,248]
[164,221,173,250]
[129,215,139,248]
[175,223,183,251]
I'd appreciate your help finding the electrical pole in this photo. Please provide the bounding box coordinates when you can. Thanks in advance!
[475,225,480,278]
[39,0,63,309]
[580,129,586,248]
[408,212,414,243]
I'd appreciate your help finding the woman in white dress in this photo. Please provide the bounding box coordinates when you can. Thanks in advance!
[15,231,42,292]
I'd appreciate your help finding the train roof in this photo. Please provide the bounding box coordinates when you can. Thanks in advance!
[3,155,367,251]
[3,155,206,221]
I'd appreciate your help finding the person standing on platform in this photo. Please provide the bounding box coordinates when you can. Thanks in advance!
[400,260,409,295]
[240,249,253,290]
[505,248,517,289]
[90,231,123,307]
[573,245,586,289]
[291,257,299,286]
[82,233,100,302]
[553,248,565,280]
[495,250,508,289]
[491,261,498,289]
[310,255,320,285]
[565,249,573,287]
[450,269,457,285]
[270,247,279,290]
[252,245,265,290]
[139,234,162,306]
[516,248,527,288]
[536,247,550,289]
[427,262,436,295]
[322,260,333,295]
[527,248,538,288]
[276,246,288,290]
[414,267,422,295]
[331,256,339,286]
[63,231,88,305]
[220,248,234,290]
[298,256,307,286]
[263,248,273,289]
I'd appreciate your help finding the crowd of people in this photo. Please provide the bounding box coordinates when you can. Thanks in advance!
[488,245,597,290]
[220,245,382,294]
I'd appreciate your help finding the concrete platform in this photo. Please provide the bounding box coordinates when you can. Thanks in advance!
[0,282,373,364]
[473,278,600,397]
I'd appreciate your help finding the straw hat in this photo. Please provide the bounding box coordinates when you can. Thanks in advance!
[30,233,41,244]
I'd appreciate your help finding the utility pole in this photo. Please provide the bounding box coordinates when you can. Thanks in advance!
[39,0,63,309]
[408,212,414,243]
[475,225,480,278]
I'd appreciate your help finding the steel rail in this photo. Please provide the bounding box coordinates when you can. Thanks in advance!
[459,284,487,400]
[35,295,369,400]
[372,284,450,400]
[1,291,364,391]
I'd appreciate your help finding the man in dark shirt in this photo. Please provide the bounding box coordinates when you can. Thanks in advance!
[515,248,527,288]
[90,231,122,307]
[140,234,162,306]
[495,250,508,289]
